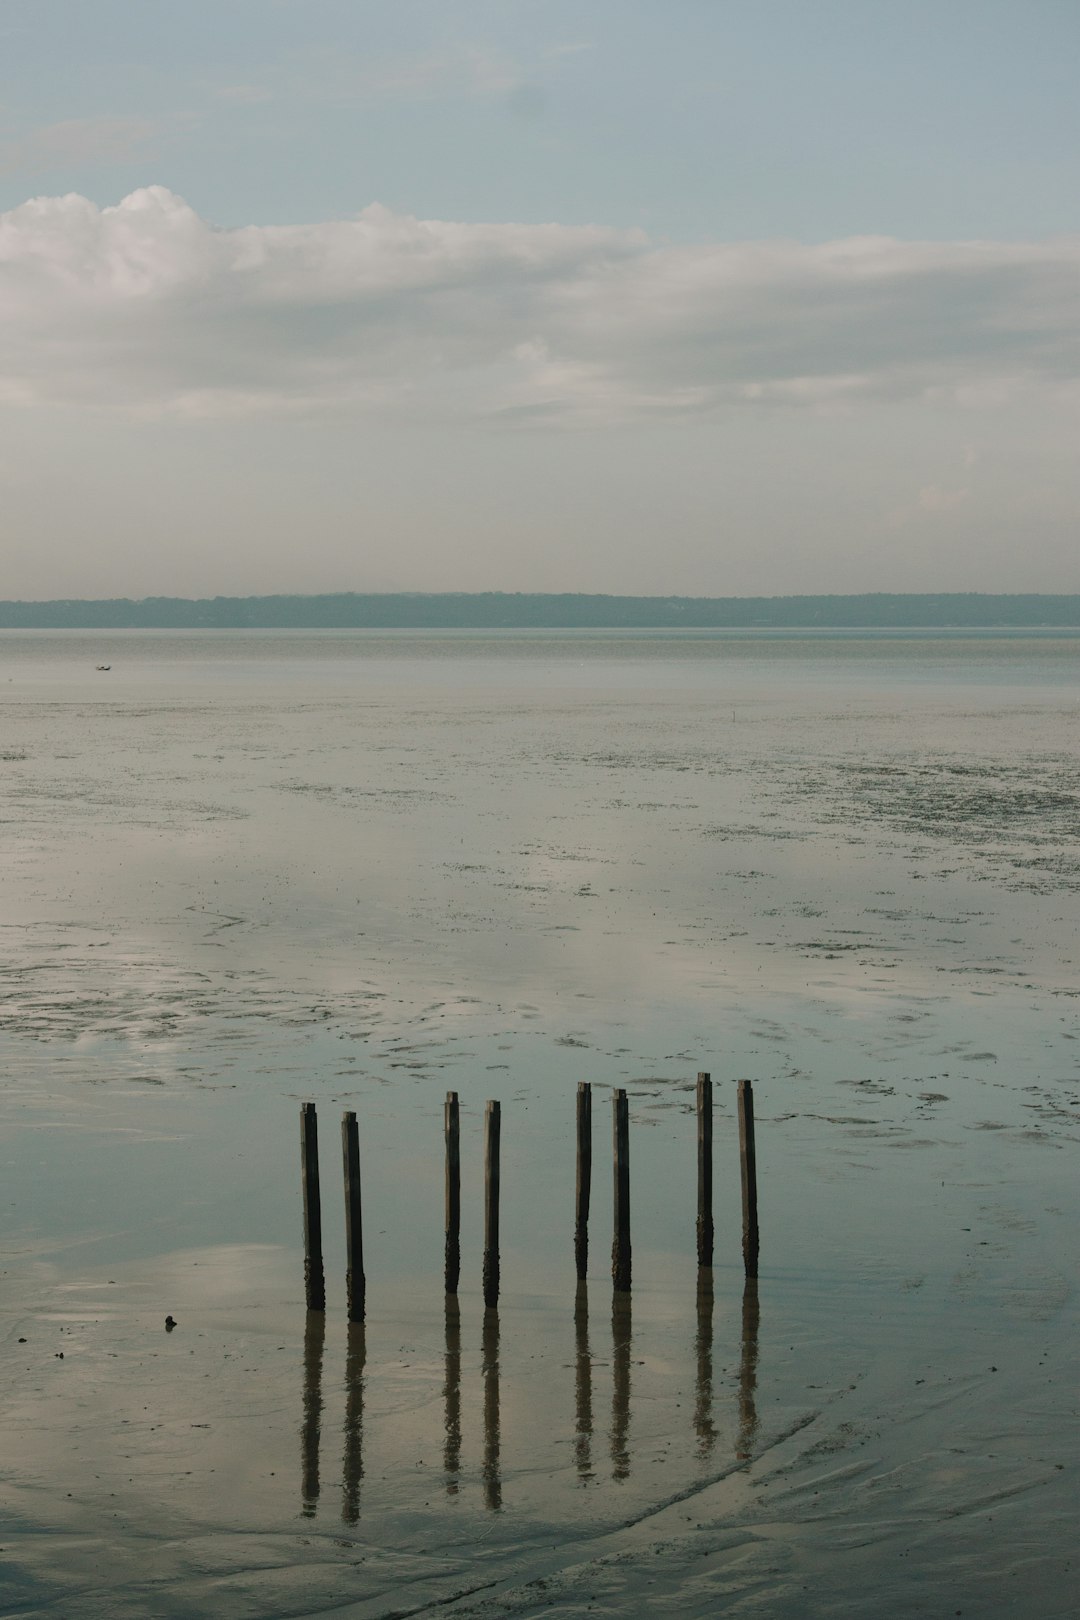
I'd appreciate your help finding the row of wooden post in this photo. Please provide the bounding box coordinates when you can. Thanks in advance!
[300,1103,366,1317]
[301,1076,758,1319]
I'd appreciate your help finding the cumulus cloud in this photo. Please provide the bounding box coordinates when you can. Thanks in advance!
[1,186,1079,420]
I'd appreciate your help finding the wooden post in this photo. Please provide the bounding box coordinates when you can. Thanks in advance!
[301,1102,325,1312]
[696,1071,713,1268]
[444,1091,460,1295]
[738,1079,759,1278]
[575,1082,592,1280]
[611,1089,631,1292]
[482,1100,501,1309]
[341,1110,365,1323]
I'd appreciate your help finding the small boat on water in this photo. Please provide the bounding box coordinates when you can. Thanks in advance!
[95,664,111,671]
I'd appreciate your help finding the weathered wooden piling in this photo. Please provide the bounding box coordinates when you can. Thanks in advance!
[575,1081,592,1280]
[300,1102,325,1312]
[482,1100,501,1309]
[696,1071,714,1268]
[341,1110,365,1323]
[444,1091,461,1295]
[611,1089,631,1292]
[297,1072,749,1318]
[737,1079,759,1278]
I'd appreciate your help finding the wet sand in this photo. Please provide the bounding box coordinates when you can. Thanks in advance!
[1,629,1078,1617]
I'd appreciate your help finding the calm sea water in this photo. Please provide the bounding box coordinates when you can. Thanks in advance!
[2,629,1078,1616]
[2,626,1078,1253]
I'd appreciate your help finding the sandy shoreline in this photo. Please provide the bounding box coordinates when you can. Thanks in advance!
[4,1009,1076,1619]
[4,1226,1075,1617]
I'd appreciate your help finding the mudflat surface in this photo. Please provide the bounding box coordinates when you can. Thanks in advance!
[1,629,1077,1617]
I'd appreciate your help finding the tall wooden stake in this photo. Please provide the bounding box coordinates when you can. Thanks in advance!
[444,1091,461,1295]
[482,1100,501,1309]
[696,1071,714,1268]
[575,1082,592,1280]
[737,1079,759,1278]
[341,1110,365,1323]
[301,1102,325,1312]
[611,1089,631,1292]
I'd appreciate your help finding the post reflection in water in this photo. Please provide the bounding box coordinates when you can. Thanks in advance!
[693,1267,717,1459]
[610,1290,632,1482]
[737,1278,760,1461]
[443,1295,462,1494]
[481,1308,502,1512]
[342,1321,366,1525]
[301,1279,755,1521]
[300,1312,325,1519]
[573,1280,593,1482]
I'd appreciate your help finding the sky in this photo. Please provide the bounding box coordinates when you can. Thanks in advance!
[1,0,1078,600]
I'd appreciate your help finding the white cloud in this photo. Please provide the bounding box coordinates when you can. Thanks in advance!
[2,187,1079,421]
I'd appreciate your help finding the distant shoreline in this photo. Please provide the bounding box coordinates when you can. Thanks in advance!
[1,591,1078,631]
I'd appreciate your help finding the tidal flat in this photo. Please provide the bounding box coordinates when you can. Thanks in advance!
[1,627,1078,1618]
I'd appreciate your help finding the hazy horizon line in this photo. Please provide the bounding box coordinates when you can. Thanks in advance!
[2,589,1079,633]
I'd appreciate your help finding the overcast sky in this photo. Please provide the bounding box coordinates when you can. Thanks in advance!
[2,0,1078,600]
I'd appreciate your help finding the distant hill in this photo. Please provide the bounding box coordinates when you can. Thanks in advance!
[0,592,1078,630]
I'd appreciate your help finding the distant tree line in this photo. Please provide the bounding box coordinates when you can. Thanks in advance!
[0,592,1078,629]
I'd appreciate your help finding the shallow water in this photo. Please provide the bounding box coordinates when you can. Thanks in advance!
[1,629,1078,1617]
